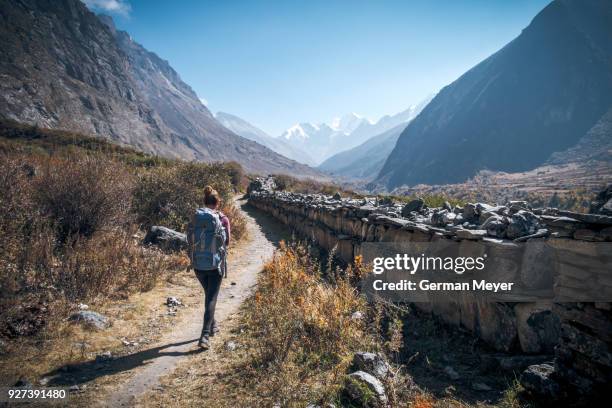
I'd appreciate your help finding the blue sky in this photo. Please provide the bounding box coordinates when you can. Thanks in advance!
[86,0,551,136]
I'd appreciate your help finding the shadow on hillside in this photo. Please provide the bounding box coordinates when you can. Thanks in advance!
[44,339,201,387]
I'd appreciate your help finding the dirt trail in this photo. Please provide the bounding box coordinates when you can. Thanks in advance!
[99,197,288,407]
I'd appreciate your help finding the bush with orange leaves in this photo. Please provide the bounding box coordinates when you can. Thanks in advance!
[235,242,376,404]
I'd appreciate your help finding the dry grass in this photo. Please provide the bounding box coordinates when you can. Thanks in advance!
[139,243,420,407]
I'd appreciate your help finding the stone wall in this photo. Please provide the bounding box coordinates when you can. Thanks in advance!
[248,178,612,397]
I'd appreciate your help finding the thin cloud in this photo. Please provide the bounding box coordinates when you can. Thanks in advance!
[83,0,131,17]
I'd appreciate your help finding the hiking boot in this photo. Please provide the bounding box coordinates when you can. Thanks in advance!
[211,322,220,337]
[198,336,210,350]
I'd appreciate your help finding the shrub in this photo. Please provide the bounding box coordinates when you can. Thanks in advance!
[0,155,173,338]
[34,156,134,242]
[220,203,248,242]
[220,161,246,191]
[54,228,170,300]
[132,162,238,232]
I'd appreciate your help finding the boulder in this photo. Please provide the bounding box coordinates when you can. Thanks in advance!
[508,201,531,214]
[455,229,486,240]
[540,216,585,231]
[69,311,109,330]
[520,363,560,399]
[401,199,424,217]
[431,209,448,227]
[143,226,187,252]
[557,210,612,226]
[345,371,387,408]
[462,203,479,221]
[481,215,508,238]
[506,211,540,239]
[352,352,390,380]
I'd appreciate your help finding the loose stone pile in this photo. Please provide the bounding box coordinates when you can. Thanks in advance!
[249,179,612,244]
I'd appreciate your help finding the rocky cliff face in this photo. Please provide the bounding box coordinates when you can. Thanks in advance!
[0,0,320,176]
[378,0,612,189]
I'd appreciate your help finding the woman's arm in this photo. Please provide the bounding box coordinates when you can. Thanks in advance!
[220,214,231,246]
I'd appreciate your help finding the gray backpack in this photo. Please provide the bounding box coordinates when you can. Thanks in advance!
[187,208,226,273]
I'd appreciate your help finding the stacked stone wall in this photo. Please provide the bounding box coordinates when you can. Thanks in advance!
[248,180,612,394]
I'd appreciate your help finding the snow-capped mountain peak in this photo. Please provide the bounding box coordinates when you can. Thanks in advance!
[329,112,369,134]
[282,123,317,140]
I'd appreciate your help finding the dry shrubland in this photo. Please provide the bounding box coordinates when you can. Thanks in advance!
[0,123,246,344]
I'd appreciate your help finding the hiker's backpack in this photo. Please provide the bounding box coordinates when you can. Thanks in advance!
[187,208,227,272]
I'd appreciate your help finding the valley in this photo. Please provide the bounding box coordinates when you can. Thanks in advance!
[0,0,611,407]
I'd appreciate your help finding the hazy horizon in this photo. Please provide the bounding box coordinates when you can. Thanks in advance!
[86,0,551,136]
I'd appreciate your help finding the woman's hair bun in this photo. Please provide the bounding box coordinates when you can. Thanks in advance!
[203,185,221,206]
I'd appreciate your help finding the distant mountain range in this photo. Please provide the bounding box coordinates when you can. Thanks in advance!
[318,97,433,180]
[277,103,432,166]
[377,0,612,189]
[215,112,315,165]
[0,0,320,177]
[279,113,368,165]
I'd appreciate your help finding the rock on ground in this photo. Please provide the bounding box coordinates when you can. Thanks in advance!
[352,352,390,380]
[401,198,424,217]
[345,371,387,408]
[520,363,560,399]
[143,226,187,252]
[69,311,109,330]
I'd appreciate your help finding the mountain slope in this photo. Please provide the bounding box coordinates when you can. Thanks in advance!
[215,112,315,165]
[0,0,319,176]
[548,107,612,165]
[318,122,406,181]
[377,0,612,189]
[318,96,433,180]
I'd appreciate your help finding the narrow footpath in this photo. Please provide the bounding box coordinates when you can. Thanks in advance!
[97,197,289,407]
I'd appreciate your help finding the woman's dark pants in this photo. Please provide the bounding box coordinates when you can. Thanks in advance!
[194,269,222,337]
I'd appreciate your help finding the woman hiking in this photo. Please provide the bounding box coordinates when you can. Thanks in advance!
[187,186,231,350]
